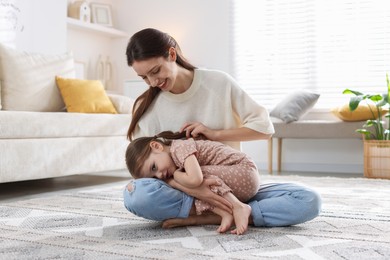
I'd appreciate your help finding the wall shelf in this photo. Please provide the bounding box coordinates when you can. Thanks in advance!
[67,17,129,38]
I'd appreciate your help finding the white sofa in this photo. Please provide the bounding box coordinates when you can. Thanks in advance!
[0,99,132,183]
[0,44,133,183]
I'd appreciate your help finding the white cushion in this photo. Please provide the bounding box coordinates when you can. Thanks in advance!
[0,111,131,139]
[107,93,134,114]
[0,44,75,111]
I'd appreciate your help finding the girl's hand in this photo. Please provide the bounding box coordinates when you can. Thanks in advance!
[180,122,218,140]
[167,178,232,214]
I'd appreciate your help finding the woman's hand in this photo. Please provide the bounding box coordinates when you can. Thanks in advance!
[166,178,232,214]
[180,122,271,142]
[180,122,218,140]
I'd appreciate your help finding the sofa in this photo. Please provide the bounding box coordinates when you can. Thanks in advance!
[0,44,133,183]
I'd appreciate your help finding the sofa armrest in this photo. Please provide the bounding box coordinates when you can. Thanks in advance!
[107,94,134,114]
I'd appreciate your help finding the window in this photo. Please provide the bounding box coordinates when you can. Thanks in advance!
[231,0,390,109]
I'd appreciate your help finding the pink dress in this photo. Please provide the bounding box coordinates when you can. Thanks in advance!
[170,139,260,215]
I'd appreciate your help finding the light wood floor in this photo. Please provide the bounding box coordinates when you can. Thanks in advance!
[0,174,130,203]
[0,171,362,203]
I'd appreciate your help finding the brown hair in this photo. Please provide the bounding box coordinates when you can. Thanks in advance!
[125,131,186,179]
[126,28,197,140]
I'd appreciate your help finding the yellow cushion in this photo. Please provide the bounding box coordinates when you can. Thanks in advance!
[56,76,117,114]
[332,103,384,122]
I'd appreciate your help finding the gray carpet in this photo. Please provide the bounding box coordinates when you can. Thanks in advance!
[1,175,390,260]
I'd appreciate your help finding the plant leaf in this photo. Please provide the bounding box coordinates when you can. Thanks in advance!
[367,94,383,102]
[348,96,363,111]
[343,89,363,96]
[377,93,388,107]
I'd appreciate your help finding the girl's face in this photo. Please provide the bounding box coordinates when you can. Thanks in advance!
[139,141,177,180]
[132,47,178,92]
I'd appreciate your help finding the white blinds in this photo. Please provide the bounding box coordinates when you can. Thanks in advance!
[0,0,18,47]
[231,0,390,109]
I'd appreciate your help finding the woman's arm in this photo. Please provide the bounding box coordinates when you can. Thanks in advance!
[166,177,232,214]
[181,73,274,142]
[180,123,272,142]
[173,154,203,188]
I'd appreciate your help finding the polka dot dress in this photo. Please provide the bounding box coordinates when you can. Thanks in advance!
[170,139,260,215]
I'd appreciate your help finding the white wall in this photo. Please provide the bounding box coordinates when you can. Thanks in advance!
[113,0,231,88]
[0,0,66,53]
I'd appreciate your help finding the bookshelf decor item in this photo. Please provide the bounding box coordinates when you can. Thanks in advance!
[91,3,113,27]
[68,1,91,23]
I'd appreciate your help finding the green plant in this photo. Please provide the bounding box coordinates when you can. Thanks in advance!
[343,74,390,140]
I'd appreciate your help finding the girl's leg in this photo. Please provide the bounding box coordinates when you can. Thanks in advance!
[223,192,251,235]
[248,183,322,227]
[163,194,251,236]
[211,206,234,233]
[201,162,259,202]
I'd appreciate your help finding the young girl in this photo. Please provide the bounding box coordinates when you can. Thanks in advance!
[125,131,260,235]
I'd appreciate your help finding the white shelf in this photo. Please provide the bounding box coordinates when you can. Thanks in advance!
[67,17,129,38]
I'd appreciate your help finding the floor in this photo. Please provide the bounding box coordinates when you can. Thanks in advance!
[0,171,363,203]
[0,174,130,203]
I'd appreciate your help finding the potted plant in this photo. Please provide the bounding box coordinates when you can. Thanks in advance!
[343,74,390,179]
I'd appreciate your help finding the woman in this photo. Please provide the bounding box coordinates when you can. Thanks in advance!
[123,28,321,228]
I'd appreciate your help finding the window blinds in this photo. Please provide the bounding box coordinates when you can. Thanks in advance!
[231,0,390,109]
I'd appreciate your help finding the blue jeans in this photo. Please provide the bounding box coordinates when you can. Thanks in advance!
[123,178,322,227]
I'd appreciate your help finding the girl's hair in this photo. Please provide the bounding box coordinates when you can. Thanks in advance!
[126,28,197,141]
[125,131,186,179]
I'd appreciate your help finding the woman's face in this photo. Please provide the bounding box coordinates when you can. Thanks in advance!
[139,141,177,180]
[132,48,178,92]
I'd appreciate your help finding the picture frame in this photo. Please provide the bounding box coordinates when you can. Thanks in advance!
[90,3,113,27]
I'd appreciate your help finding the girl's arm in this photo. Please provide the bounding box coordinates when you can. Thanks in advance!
[173,154,203,188]
[166,177,232,214]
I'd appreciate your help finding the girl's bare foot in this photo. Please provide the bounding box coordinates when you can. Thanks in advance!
[231,203,251,235]
[216,213,234,233]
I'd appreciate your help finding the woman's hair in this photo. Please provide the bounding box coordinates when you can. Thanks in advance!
[125,131,186,179]
[126,28,197,140]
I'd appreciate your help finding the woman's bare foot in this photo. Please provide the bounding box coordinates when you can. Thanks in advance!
[231,203,251,235]
[162,217,196,228]
[162,214,221,229]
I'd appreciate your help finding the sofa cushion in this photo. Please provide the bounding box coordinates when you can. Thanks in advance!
[270,90,320,123]
[0,44,75,111]
[331,103,385,122]
[108,93,134,114]
[0,111,131,139]
[56,76,117,114]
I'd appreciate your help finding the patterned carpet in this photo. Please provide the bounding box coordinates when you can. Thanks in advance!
[1,175,390,260]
